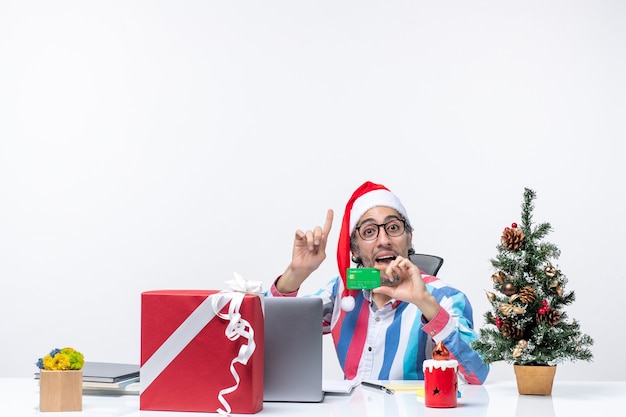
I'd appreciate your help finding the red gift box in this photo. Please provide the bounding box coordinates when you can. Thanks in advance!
[140,289,264,414]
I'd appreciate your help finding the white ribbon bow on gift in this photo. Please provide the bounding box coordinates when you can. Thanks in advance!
[211,273,264,415]
[225,272,264,294]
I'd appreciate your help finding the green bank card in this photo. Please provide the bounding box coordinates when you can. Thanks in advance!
[346,268,381,290]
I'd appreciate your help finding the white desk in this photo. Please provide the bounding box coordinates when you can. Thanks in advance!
[1,378,624,417]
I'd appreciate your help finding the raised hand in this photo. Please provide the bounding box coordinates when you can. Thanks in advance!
[276,209,334,293]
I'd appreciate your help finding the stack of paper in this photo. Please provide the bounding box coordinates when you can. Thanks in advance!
[381,381,425,397]
[323,379,360,394]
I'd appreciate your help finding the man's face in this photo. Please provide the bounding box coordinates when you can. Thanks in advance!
[351,206,412,273]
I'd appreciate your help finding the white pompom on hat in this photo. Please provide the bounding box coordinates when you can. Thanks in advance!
[336,181,410,311]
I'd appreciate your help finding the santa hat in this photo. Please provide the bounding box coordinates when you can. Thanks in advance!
[336,181,410,311]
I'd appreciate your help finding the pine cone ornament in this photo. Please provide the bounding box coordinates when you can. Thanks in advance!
[500,318,524,339]
[517,286,536,304]
[537,308,561,327]
[501,225,524,251]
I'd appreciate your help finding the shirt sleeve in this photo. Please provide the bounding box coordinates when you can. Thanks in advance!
[423,279,491,385]
[421,306,454,341]
[266,276,299,297]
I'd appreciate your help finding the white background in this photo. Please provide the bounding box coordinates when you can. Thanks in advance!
[1,1,624,382]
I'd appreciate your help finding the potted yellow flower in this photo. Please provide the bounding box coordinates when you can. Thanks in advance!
[36,347,85,412]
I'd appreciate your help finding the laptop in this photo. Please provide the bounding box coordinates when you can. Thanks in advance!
[35,361,139,383]
[263,296,324,402]
[80,362,140,383]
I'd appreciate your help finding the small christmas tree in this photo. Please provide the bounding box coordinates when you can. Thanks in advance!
[471,188,593,366]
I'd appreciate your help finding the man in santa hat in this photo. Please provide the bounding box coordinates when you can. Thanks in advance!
[267,181,489,384]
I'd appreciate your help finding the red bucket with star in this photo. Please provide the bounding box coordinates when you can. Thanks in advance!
[423,359,458,408]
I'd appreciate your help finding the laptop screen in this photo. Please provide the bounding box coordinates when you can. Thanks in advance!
[263,296,324,402]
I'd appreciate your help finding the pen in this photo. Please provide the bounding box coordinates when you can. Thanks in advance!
[361,381,394,395]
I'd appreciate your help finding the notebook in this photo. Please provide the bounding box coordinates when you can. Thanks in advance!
[263,296,324,402]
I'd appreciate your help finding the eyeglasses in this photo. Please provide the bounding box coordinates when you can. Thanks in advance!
[355,219,407,241]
